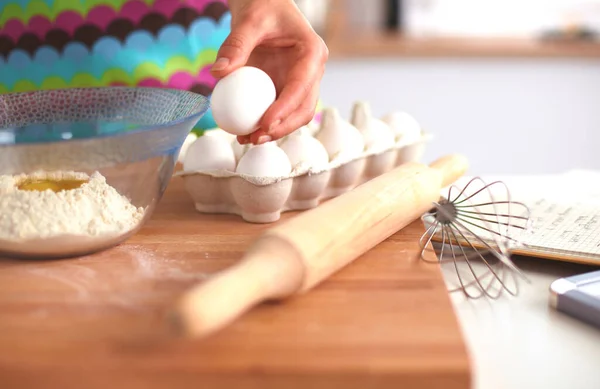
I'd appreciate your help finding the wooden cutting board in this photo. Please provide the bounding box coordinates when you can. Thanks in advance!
[0,176,471,389]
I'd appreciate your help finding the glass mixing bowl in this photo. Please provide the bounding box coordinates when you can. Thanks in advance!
[0,87,209,259]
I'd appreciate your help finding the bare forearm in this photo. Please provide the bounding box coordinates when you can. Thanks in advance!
[227,0,260,15]
[227,0,296,17]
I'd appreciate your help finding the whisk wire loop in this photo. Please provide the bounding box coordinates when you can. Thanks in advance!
[419,176,532,299]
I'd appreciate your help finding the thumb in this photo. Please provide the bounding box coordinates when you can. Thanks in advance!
[211,24,261,78]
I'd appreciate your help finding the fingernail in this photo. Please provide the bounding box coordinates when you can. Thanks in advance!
[211,57,229,72]
[268,120,281,133]
[257,135,272,144]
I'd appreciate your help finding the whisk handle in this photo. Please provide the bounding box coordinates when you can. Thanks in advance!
[429,154,469,188]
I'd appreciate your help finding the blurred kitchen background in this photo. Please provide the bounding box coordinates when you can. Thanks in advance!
[295,0,600,175]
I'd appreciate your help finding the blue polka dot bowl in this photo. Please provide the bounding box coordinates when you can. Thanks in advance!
[0,87,209,259]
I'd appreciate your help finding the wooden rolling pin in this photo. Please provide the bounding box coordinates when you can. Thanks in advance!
[170,154,469,338]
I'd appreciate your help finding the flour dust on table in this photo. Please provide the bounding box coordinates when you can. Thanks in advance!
[0,170,145,245]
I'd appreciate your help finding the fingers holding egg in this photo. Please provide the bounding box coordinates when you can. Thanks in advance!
[210,63,323,145]
[256,45,324,142]
[258,81,320,144]
[210,66,276,138]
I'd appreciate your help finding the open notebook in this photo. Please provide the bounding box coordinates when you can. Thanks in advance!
[432,170,600,266]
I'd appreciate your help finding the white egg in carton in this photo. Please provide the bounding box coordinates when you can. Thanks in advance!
[175,101,432,223]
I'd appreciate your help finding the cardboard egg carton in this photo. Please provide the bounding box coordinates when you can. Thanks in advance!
[175,102,433,223]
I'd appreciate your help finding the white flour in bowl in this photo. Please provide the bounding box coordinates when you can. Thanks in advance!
[0,170,145,241]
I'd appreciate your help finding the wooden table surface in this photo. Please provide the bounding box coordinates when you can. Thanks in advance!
[0,176,471,389]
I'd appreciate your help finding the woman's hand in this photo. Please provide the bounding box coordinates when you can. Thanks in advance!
[211,0,328,145]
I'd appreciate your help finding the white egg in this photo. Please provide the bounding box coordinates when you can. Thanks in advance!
[236,142,292,177]
[382,111,422,144]
[203,127,237,143]
[294,125,312,136]
[315,107,365,162]
[351,101,395,153]
[231,140,253,163]
[280,126,330,171]
[306,117,321,136]
[177,132,198,163]
[211,66,276,136]
[275,135,288,146]
[183,134,236,172]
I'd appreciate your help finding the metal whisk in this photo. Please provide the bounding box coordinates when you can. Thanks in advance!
[419,177,532,299]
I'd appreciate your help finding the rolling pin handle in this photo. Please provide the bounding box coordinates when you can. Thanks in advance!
[171,236,305,338]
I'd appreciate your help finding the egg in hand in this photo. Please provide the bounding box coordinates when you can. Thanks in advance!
[210,66,276,136]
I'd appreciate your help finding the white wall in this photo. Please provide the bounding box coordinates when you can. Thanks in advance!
[320,58,600,175]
